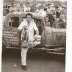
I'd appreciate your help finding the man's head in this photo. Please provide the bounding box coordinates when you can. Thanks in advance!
[25,13,33,23]
[44,15,49,22]
[44,15,50,27]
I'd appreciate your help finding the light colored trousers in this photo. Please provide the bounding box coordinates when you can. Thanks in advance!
[21,48,28,66]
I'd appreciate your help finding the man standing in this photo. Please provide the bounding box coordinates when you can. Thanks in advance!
[18,13,39,70]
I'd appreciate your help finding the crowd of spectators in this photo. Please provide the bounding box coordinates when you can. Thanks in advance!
[3,2,67,28]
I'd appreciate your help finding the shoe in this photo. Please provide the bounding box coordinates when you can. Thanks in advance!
[21,65,27,71]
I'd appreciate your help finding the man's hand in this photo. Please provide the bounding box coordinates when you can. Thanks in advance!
[36,29,39,35]
[28,40,34,48]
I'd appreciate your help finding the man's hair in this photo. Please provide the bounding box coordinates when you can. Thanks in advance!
[25,13,33,18]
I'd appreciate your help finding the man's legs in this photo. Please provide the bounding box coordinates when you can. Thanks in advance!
[21,47,28,70]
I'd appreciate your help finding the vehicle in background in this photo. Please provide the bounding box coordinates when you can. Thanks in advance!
[2,12,66,55]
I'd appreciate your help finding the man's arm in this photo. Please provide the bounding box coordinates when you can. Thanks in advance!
[33,23,39,35]
[18,22,24,30]
[36,28,39,35]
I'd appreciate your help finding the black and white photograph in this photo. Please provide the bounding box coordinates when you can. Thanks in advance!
[2,0,67,72]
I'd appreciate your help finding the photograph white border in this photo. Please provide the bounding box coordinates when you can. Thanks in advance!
[66,0,72,72]
[0,0,72,72]
[0,0,3,72]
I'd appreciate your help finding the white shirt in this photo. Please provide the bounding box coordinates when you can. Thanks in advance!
[37,9,46,17]
[35,9,40,13]
[23,5,30,12]
[18,19,38,42]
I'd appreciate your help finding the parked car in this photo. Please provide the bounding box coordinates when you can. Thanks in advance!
[2,12,66,55]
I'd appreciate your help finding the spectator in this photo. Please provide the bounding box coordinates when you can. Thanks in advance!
[44,15,50,27]
[47,14,55,27]
[9,3,15,12]
[57,15,66,28]
[24,2,31,12]
[37,5,46,17]
[46,3,52,14]
[30,3,37,12]
[19,4,24,12]
[55,5,61,18]
[52,15,58,28]
[4,3,7,8]
[35,8,40,13]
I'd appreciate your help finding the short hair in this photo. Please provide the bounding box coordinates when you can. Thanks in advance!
[25,13,33,18]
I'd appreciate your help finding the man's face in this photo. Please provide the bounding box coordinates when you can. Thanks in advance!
[45,17,50,27]
[45,17,49,22]
[26,15,32,23]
